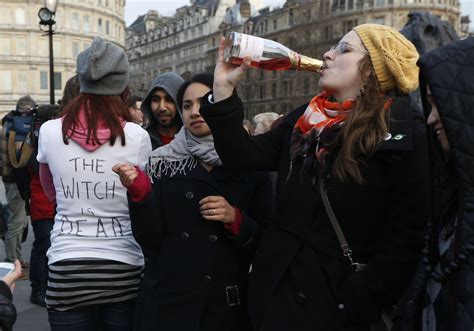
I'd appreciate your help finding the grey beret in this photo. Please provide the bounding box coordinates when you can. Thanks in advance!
[77,37,130,95]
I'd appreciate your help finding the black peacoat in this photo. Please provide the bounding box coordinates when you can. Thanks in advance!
[200,93,432,331]
[129,162,272,331]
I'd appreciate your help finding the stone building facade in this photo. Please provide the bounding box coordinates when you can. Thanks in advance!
[0,0,126,113]
[126,0,263,95]
[126,0,462,119]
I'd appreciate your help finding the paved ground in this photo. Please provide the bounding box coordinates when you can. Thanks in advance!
[0,180,50,330]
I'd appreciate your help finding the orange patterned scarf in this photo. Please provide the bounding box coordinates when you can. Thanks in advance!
[291,92,353,166]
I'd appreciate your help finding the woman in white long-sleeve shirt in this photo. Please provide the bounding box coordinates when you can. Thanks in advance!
[37,37,151,330]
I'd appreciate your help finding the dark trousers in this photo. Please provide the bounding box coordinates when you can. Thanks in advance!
[29,219,54,288]
[48,299,136,331]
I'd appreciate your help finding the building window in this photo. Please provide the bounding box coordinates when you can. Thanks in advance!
[72,13,81,31]
[15,38,27,55]
[17,71,28,92]
[259,85,265,99]
[106,21,110,34]
[98,18,103,34]
[0,71,12,91]
[289,81,293,96]
[72,41,80,57]
[83,16,90,32]
[271,83,277,98]
[39,39,48,56]
[54,72,62,90]
[343,20,358,33]
[53,40,62,57]
[376,0,385,5]
[289,10,294,26]
[15,8,26,25]
[304,78,310,95]
[324,26,332,41]
[375,17,385,25]
[283,81,288,97]
[72,13,80,30]
[40,71,48,90]
[273,20,277,30]
[0,7,12,24]
[0,37,11,55]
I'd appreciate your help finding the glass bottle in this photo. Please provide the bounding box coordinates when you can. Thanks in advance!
[224,32,323,72]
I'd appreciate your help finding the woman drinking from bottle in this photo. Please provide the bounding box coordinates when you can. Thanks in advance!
[199,24,431,331]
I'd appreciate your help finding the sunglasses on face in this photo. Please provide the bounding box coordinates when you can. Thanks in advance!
[329,42,369,55]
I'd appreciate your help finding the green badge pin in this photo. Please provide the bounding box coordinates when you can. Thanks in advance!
[392,134,406,141]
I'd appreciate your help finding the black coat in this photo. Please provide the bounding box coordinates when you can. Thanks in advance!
[393,37,474,331]
[201,93,431,331]
[0,281,16,331]
[129,162,272,331]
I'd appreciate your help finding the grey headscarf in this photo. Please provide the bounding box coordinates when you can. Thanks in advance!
[146,127,222,180]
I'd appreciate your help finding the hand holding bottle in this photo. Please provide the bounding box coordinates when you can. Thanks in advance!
[213,37,250,103]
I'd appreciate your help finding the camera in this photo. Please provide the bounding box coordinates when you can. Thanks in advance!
[5,104,60,145]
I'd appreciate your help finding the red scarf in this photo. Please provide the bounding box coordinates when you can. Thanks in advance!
[291,92,353,163]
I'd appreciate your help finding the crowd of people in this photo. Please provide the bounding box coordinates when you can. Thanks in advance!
[0,22,471,331]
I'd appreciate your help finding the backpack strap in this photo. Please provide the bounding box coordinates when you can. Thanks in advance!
[1,126,10,176]
[8,131,33,169]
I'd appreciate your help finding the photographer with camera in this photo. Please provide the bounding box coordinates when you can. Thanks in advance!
[23,105,59,307]
[0,96,35,277]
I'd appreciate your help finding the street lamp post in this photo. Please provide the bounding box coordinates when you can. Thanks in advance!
[38,0,58,105]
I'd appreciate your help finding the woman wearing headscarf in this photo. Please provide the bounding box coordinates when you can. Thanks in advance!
[113,73,272,331]
[199,24,431,331]
[37,37,152,330]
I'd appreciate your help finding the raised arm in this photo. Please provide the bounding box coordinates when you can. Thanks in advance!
[200,38,288,171]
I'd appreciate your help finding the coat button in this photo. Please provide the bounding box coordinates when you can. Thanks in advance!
[185,192,194,199]
[181,232,190,240]
[296,292,306,305]
[338,303,345,310]
[209,235,218,243]
[203,275,212,283]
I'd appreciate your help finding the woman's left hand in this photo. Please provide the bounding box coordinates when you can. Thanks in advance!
[199,196,236,224]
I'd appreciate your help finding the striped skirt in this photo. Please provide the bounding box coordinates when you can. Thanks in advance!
[46,259,143,311]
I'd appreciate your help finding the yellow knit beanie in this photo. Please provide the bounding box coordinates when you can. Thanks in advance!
[353,24,420,94]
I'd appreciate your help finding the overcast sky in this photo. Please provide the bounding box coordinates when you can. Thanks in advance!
[125,0,474,28]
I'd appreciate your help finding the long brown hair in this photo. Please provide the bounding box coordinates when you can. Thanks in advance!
[61,88,132,146]
[59,75,80,112]
[331,56,391,184]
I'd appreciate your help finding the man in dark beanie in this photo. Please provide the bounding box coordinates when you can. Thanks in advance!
[0,95,35,275]
[141,72,184,150]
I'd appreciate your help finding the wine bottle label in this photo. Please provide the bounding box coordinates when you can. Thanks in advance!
[238,34,264,62]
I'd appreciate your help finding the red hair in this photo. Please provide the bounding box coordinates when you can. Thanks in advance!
[61,88,132,146]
